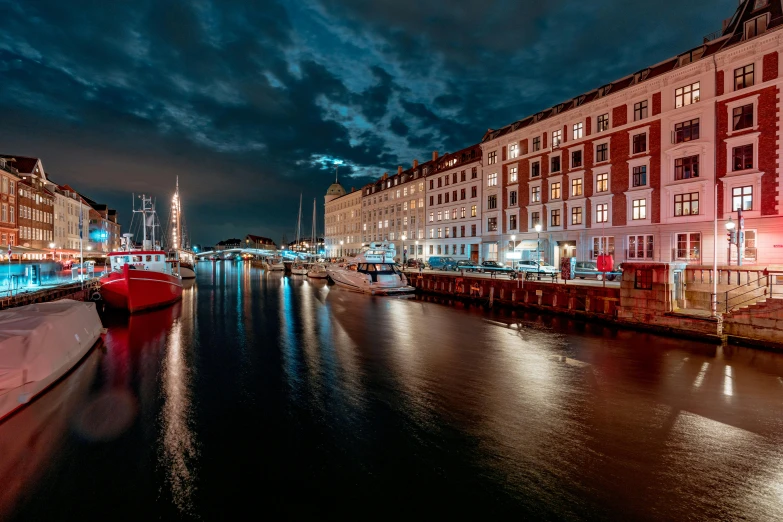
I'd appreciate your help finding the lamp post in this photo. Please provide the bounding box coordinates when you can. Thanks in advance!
[510,234,516,268]
[415,240,419,261]
[49,242,55,261]
[401,234,407,266]
[339,240,344,259]
[725,217,736,266]
[534,223,542,276]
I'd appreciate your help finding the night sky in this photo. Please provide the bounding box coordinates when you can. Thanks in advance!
[0,0,735,246]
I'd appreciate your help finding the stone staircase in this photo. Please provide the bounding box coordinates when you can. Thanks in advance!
[723,298,783,346]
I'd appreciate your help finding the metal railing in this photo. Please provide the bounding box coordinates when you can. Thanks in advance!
[724,274,770,313]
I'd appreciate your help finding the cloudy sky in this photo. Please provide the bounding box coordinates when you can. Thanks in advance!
[0,0,736,245]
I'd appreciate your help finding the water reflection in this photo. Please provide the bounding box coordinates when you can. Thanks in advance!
[0,348,102,519]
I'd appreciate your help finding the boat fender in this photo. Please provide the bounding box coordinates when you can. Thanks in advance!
[91,292,102,301]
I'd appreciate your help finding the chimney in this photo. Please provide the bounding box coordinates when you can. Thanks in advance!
[432,150,439,161]
[413,159,419,169]
[397,166,403,175]
[382,172,388,179]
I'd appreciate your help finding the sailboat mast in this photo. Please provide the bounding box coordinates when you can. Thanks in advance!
[141,196,148,244]
[296,193,302,249]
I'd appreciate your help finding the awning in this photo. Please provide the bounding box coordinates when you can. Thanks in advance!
[0,244,51,255]
[511,239,548,250]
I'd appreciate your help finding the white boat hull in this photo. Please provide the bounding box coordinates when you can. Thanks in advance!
[291,267,308,275]
[179,266,196,279]
[269,264,285,271]
[326,267,415,295]
[0,300,103,423]
[307,271,328,279]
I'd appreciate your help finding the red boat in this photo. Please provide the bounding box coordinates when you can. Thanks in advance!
[100,252,183,313]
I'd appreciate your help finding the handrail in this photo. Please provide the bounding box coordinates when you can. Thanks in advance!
[725,274,769,313]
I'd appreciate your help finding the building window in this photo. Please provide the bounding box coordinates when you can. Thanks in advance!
[632,199,647,220]
[487,218,498,232]
[471,167,477,179]
[509,143,518,159]
[733,144,754,171]
[592,236,615,258]
[551,156,561,172]
[487,195,497,209]
[551,182,561,200]
[437,194,442,204]
[471,224,477,236]
[572,150,582,168]
[571,206,582,225]
[437,178,442,188]
[633,100,648,121]
[596,143,608,162]
[596,203,608,223]
[451,208,457,220]
[550,209,561,227]
[445,227,450,238]
[674,192,699,216]
[597,114,609,132]
[572,178,582,196]
[436,211,442,221]
[734,64,754,90]
[531,161,540,178]
[552,130,562,148]
[596,173,608,192]
[509,167,518,183]
[488,151,497,164]
[732,186,753,211]
[532,186,541,203]
[634,269,653,290]
[429,245,434,254]
[461,170,466,182]
[628,235,655,260]
[573,122,583,140]
[437,228,442,238]
[733,104,754,131]
[510,191,517,206]
[674,119,700,143]
[510,214,517,230]
[460,244,465,255]
[675,82,700,108]
[532,136,541,151]
[745,14,769,39]
[632,166,647,187]
[674,155,699,180]
[471,205,477,217]
[487,173,498,186]
[460,188,466,200]
[471,186,477,198]
[531,212,540,227]
[632,133,647,154]
[676,233,701,261]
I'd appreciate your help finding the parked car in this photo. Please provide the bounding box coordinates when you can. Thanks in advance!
[515,260,558,275]
[426,256,458,271]
[476,261,516,276]
[572,261,623,281]
[456,260,475,271]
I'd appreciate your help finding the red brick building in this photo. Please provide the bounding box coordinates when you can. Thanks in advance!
[0,158,20,249]
[480,0,783,267]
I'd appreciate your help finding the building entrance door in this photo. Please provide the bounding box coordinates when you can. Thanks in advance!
[557,241,577,269]
[470,248,479,263]
[673,270,684,310]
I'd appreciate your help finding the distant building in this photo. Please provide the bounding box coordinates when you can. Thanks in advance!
[244,234,276,250]
[324,178,362,257]
[287,237,324,255]
[0,157,20,249]
[1,155,55,256]
[216,238,242,251]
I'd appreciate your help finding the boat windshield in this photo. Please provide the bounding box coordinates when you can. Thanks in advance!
[358,263,399,273]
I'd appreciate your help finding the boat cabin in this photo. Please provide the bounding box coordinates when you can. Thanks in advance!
[108,251,174,274]
[356,263,401,281]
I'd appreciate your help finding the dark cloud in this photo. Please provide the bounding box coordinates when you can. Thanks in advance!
[0,0,737,244]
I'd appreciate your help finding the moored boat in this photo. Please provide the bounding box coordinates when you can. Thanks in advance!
[326,242,414,295]
[291,263,310,275]
[268,258,285,271]
[0,299,103,423]
[100,195,183,313]
[307,264,328,279]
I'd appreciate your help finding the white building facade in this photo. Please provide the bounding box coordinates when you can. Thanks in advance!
[324,182,363,258]
[425,144,483,262]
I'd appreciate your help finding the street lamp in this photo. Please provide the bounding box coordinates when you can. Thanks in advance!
[49,242,55,261]
[509,234,516,267]
[339,240,344,259]
[415,240,419,260]
[534,223,542,273]
[401,234,407,266]
[726,217,736,266]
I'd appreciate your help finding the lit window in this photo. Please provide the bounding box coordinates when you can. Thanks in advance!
[552,130,562,148]
[596,173,608,192]
[509,143,518,159]
[550,209,560,227]
[487,173,498,186]
[596,203,608,223]
[509,167,518,183]
[675,82,700,108]
[550,182,561,200]
[571,206,582,225]
[632,199,647,220]
[732,186,753,211]
[674,192,699,216]
[572,178,582,196]
[597,114,609,132]
[488,151,497,165]
[532,186,541,203]
[573,122,583,140]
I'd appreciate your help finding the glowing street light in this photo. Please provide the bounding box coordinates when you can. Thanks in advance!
[401,234,407,266]
[534,223,542,274]
[339,240,344,258]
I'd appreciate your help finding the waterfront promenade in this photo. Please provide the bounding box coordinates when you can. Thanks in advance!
[4,264,783,521]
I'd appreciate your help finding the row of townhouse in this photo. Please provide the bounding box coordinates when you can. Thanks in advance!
[0,154,120,259]
[325,0,783,267]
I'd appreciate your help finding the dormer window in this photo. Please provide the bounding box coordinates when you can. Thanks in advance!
[745,14,769,39]
[754,0,769,10]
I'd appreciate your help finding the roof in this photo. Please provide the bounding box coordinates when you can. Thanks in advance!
[326,182,346,197]
[245,234,275,244]
[481,0,783,143]
[0,155,39,174]
[430,143,482,175]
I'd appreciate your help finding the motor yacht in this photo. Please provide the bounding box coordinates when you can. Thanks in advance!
[291,263,309,275]
[326,242,414,295]
[268,257,285,271]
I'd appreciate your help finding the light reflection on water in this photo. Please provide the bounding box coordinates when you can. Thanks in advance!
[6,263,783,521]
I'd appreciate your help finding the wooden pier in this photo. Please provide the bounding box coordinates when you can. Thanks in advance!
[0,279,101,311]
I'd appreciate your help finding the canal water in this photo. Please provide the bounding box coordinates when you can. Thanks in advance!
[3,262,783,521]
